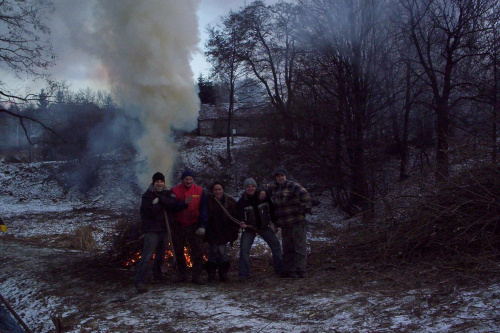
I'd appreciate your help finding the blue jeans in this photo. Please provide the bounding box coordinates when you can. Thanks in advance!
[0,304,25,333]
[134,232,167,286]
[207,244,229,264]
[239,227,282,277]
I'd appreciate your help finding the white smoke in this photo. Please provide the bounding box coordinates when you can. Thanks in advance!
[49,0,196,185]
[89,0,201,186]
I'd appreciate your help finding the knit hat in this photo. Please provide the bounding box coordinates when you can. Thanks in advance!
[152,172,165,183]
[243,178,257,188]
[273,167,288,177]
[211,180,225,191]
[181,169,195,180]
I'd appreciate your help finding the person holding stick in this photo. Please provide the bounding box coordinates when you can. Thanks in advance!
[237,178,282,281]
[204,181,240,282]
[134,172,191,293]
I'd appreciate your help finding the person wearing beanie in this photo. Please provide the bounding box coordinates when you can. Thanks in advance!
[181,169,195,180]
[134,172,191,293]
[243,178,257,188]
[236,178,282,281]
[170,169,209,284]
[152,172,165,183]
[273,168,288,177]
[204,181,240,283]
[263,168,310,279]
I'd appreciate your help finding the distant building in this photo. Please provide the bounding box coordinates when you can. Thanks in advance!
[198,103,280,137]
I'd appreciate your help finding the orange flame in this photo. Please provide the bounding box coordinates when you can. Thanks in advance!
[124,244,200,268]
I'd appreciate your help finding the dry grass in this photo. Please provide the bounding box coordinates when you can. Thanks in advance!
[46,225,98,251]
[70,225,97,251]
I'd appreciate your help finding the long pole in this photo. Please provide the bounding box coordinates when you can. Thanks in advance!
[163,209,177,266]
[0,293,34,333]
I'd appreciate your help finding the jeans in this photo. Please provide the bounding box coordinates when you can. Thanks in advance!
[171,223,205,276]
[207,244,229,264]
[239,227,282,277]
[134,232,167,286]
[0,304,24,333]
[281,222,307,274]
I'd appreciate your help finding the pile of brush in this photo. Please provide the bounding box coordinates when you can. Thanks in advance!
[106,218,143,267]
[336,164,500,269]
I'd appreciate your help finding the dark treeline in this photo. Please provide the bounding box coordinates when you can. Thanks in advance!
[0,87,143,195]
[205,0,500,220]
[0,88,139,162]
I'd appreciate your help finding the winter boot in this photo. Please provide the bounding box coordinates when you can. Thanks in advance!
[175,265,188,283]
[191,264,206,285]
[135,283,148,293]
[218,261,230,282]
[205,262,217,283]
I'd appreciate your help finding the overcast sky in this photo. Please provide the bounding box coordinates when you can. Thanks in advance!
[0,0,262,95]
[0,0,288,97]
[192,0,254,78]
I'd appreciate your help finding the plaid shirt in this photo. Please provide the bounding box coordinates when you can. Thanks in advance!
[268,180,310,227]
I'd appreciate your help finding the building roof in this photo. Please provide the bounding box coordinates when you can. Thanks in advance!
[198,103,276,120]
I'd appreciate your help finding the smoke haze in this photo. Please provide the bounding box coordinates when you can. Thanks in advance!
[89,0,201,186]
[48,0,201,186]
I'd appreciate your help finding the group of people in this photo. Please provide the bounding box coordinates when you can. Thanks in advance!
[134,168,310,293]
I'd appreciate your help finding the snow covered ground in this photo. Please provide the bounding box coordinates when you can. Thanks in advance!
[1,137,500,332]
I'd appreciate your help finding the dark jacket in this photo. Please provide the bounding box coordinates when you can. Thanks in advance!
[140,184,188,233]
[236,190,274,231]
[205,194,240,245]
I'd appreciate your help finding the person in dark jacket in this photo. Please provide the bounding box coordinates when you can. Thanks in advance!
[205,181,240,282]
[171,169,209,284]
[264,168,310,278]
[236,178,282,281]
[134,172,191,293]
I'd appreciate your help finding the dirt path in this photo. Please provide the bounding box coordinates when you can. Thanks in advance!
[1,239,332,332]
[2,238,500,332]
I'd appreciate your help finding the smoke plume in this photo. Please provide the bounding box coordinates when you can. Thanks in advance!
[90,0,201,186]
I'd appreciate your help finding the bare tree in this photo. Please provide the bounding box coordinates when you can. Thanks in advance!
[298,0,394,219]
[0,0,57,143]
[205,10,250,163]
[237,1,304,139]
[470,3,500,164]
[399,0,494,180]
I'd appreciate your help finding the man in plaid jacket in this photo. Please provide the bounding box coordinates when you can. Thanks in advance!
[264,168,310,278]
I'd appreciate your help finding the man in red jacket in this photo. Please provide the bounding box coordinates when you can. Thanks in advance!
[171,169,208,284]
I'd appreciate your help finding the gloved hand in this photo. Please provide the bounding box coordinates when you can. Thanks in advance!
[152,198,159,204]
[195,228,205,236]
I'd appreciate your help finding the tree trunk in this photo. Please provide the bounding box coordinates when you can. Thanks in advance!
[435,100,450,180]
[226,75,235,164]
[226,112,233,164]
[400,60,411,180]
[492,41,498,164]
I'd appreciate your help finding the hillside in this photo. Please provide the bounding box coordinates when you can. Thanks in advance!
[1,137,500,333]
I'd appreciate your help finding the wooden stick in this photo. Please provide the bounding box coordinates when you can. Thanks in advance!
[0,292,34,333]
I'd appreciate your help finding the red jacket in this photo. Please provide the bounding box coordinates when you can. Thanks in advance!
[171,183,208,227]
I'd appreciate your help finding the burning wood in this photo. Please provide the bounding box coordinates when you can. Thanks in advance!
[123,246,193,268]
[109,218,207,271]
